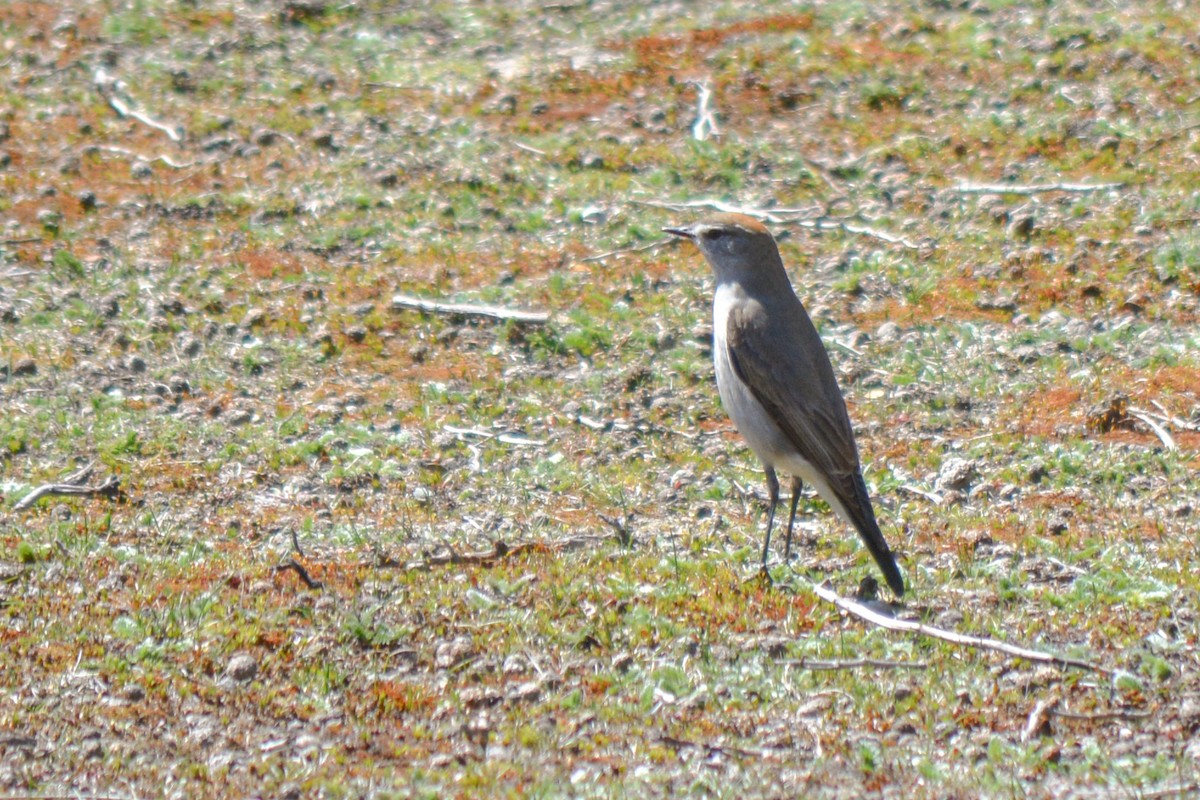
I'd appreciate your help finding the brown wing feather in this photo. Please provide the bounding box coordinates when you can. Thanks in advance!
[726,300,906,597]
[725,301,861,483]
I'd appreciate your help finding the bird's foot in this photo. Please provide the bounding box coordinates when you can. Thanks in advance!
[743,563,775,587]
[854,575,880,603]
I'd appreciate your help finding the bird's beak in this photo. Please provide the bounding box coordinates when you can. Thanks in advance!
[662,225,695,241]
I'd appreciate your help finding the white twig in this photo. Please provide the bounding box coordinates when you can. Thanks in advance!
[445,425,497,439]
[781,657,929,671]
[1128,408,1177,451]
[954,181,1124,195]
[808,581,1105,674]
[691,79,720,141]
[638,199,925,249]
[443,425,546,447]
[123,105,183,142]
[633,198,806,223]
[93,68,183,142]
[391,294,549,325]
[898,484,942,504]
[801,218,924,250]
[13,475,121,511]
[1149,400,1200,431]
[510,140,546,157]
[1051,707,1152,722]
[1022,695,1059,742]
[90,144,194,169]
[580,240,669,263]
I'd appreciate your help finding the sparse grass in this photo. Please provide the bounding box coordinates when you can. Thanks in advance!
[2,0,1199,797]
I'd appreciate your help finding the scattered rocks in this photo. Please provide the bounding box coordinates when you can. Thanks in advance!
[311,129,336,150]
[976,293,1019,313]
[37,209,61,231]
[434,636,474,669]
[226,409,254,426]
[507,681,542,704]
[460,686,502,709]
[1046,510,1072,535]
[935,458,977,493]
[241,307,267,329]
[226,653,258,682]
[875,320,901,342]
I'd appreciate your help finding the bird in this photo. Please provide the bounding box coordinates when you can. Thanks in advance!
[664,213,905,596]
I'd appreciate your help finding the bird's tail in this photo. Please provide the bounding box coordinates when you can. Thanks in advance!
[840,473,905,597]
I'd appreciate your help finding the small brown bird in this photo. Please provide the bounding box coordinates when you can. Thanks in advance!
[665,213,905,596]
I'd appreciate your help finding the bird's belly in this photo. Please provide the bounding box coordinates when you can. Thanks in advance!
[712,334,794,466]
[715,365,780,456]
[713,353,843,511]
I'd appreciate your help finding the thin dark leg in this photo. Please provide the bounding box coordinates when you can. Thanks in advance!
[761,467,780,568]
[783,476,803,562]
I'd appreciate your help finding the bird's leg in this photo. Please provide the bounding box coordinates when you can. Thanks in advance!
[783,476,803,563]
[761,466,780,569]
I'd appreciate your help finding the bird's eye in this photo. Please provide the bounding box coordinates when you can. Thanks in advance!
[702,229,727,241]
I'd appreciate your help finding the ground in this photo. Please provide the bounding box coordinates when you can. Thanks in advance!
[1,1,1199,798]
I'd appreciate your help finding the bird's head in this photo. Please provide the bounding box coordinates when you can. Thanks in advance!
[663,213,783,285]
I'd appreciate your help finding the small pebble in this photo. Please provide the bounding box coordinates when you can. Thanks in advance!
[226,653,258,682]
[241,307,267,328]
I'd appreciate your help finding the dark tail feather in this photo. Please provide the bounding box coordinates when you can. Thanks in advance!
[841,473,905,597]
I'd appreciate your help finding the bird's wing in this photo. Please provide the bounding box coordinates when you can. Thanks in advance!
[726,299,905,597]
[725,301,861,483]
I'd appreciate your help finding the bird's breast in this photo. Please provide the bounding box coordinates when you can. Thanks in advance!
[711,285,794,468]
